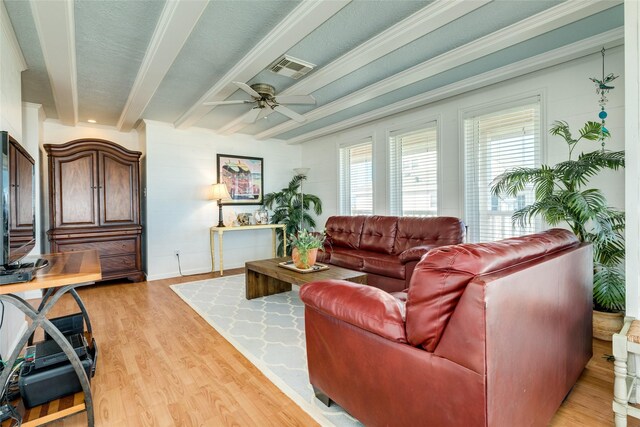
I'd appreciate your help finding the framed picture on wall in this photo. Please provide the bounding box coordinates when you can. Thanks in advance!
[217,154,264,205]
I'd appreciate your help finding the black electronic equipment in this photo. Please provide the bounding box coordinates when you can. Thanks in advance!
[19,356,94,408]
[33,333,87,369]
[44,313,84,340]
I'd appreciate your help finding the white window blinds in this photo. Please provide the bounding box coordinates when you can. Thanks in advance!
[339,139,373,215]
[464,99,541,242]
[389,123,438,216]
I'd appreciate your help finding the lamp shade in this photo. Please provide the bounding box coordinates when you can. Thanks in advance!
[293,167,310,177]
[212,183,231,200]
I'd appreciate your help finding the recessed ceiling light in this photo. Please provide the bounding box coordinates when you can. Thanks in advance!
[87,119,97,124]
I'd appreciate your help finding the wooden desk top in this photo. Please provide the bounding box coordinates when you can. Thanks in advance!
[0,250,102,295]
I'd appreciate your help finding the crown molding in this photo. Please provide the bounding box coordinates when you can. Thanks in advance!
[285,27,624,145]
[173,0,351,130]
[217,0,490,135]
[30,0,78,126]
[117,0,208,132]
[1,2,27,71]
[256,0,621,141]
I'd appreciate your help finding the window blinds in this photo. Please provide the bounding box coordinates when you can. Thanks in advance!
[464,99,541,242]
[389,123,438,216]
[339,139,373,215]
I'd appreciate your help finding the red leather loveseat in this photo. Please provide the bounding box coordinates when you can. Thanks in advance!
[317,215,465,292]
[300,229,592,427]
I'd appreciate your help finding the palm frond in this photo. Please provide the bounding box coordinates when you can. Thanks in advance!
[549,120,575,145]
[577,121,607,142]
[594,265,625,312]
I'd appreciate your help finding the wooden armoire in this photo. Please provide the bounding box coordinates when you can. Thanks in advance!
[45,139,144,282]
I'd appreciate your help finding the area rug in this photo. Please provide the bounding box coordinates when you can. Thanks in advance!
[170,275,362,427]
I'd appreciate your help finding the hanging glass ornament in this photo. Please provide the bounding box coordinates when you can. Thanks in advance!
[589,47,617,150]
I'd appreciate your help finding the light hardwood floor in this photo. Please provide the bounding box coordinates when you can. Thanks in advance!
[34,271,629,426]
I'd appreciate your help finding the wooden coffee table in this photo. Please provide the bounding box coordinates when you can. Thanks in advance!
[245,257,367,300]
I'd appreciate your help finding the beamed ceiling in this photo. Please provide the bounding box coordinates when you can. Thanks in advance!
[3,0,624,144]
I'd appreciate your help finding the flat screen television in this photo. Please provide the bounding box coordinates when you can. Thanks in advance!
[0,131,36,270]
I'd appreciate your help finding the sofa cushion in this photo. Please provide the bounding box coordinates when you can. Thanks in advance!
[329,247,364,270]
[325,216,366,249]
[360,251,405,280]
[393,216,465,254]
[359,216,398,254]
[405,228,579,352]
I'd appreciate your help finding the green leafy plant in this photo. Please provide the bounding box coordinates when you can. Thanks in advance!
[491,120,625,312]
[263,174,323,255]
[289,229,326,266]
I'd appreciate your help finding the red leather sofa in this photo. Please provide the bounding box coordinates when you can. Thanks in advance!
[300,229,592,427]
[316,215,465,292]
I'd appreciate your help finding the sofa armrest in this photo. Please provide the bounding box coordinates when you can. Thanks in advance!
[300,280,407,343]
[399,245,437,263]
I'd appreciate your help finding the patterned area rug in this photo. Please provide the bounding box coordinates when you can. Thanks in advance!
[170,275,361,427]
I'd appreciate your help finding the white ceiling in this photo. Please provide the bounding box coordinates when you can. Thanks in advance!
[3,0,624,143]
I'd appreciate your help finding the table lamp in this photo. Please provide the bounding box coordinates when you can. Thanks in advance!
[212,183,231,227]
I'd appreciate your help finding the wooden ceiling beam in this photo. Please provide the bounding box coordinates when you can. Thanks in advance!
[117,0,209,132]
[30,0,78,126]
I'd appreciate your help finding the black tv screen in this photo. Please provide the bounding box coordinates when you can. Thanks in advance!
[0,131,35,268]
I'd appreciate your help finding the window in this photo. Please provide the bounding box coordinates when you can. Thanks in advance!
[389,122,438,216]
[339,139,373,215]
[464,98,541,242]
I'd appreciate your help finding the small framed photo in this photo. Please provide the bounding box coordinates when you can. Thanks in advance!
[217,154,264,205]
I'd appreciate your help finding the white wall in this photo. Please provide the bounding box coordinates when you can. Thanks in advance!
[0,2,25,140]
[41,119,140,152]
[143,121,301,280]
[301,47,626,228]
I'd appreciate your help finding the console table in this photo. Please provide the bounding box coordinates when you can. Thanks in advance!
[210,224,286,276]
[0,250,101,427]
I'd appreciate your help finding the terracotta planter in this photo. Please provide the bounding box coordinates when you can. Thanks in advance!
[292,247,318,269]
[593,310,624,341]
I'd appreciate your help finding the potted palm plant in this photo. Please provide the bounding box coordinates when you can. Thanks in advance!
[289,229,326,269]
[263,174,323,256]
[491,120,625,340]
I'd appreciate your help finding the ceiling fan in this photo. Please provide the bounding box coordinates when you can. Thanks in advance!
[203,82,315,124]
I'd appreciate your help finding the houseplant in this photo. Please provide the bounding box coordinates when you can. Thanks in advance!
[263,173,323,256]
[289,229,326,269]
[491,120,625,339]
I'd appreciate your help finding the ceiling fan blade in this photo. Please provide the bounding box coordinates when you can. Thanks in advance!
[256,107,275,121]
[273,95,316,105]
[203,100,252,106]
[241,107,263,124]
[274,105,306,123]
[233,81,260,98]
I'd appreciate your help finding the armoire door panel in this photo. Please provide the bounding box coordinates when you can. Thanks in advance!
[55,152,98,227]
[9,141,35,230]
[99,152,138,225]
[15,148,34,228]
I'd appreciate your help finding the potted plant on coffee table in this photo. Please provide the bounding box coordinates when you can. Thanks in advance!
[491,120,625,340]
[290,229,325,270]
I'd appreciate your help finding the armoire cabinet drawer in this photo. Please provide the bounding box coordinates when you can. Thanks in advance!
[100,254,137,273]
[56,239,136,256]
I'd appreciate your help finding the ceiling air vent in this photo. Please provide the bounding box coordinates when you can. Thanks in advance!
[268,55,315,79]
